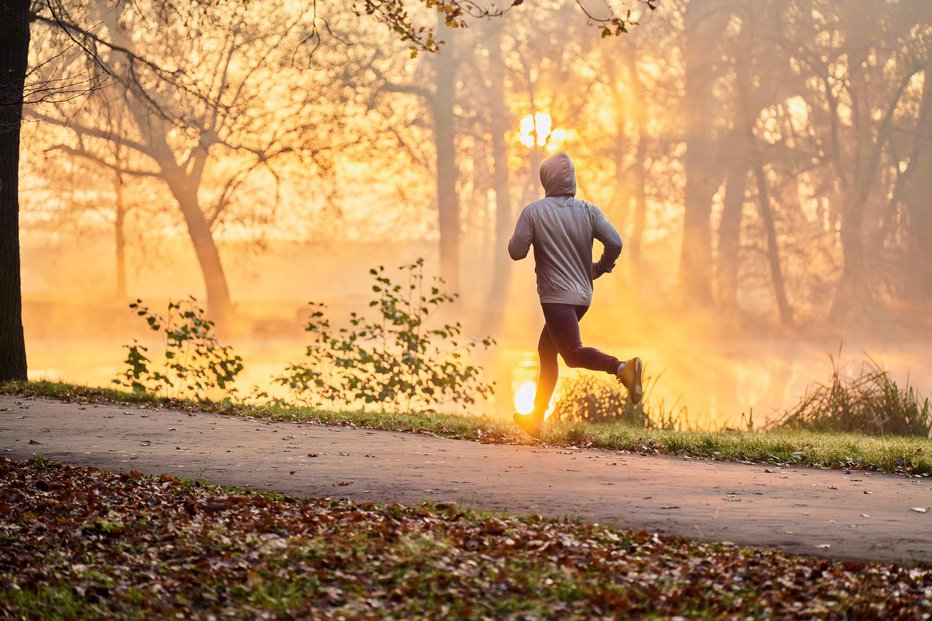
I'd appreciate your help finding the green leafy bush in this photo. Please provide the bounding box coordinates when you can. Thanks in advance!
[114,297,243,400]
[549,371,687,431]
[772,356,931,437]
[549,374,644,426]
[277,259,495,412]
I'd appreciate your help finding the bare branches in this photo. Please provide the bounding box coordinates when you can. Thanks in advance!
[31,2,222,123]
[24,109,154,158]
[44,143,160,178]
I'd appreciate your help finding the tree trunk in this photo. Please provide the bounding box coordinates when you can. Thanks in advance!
[626,46,648,292]
[827,59,919,324]
[717,139,747,314]
[0,0,30,381]
[751,159,793,327]
[114,169,127,299]
[904,67,932,302]
[906,141,932,300]
[679,1,726,306]
[526,147,543,205]
[828,194,868,323]
[611,126,626,223]
[169,181,234,332]
[433,15,459,291]
[484,23,512,328]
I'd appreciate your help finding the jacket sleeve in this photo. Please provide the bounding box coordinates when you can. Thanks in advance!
[591,205,623,277]
[508,207,534,260]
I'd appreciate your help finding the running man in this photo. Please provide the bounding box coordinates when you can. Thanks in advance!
[509,152,642,438]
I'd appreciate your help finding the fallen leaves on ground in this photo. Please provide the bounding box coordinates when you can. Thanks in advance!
[0,457,930,619]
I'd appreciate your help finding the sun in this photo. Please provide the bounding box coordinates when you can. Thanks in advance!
[513,380,559,419]
[517,112,567,152]
[513,380,536,415]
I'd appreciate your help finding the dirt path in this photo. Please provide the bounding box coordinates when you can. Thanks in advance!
[1,395,929,564]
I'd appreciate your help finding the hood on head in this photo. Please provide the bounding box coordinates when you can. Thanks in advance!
[539,152,576,197]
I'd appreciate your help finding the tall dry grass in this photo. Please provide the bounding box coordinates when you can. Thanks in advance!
[770,356,931,438]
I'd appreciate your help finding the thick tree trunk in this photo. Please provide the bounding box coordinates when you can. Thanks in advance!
[0,1,30,381]
[906,144,932,300]
[526,147,543,205]
[484,24,512,327]
[679,1,726,306]
[717,154,746,314]
[611,125,626,222]
[433,16,459,291]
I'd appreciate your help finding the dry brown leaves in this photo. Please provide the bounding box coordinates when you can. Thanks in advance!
[0,457,929,619]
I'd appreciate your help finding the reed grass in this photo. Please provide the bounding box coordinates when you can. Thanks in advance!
[770,356,931,438]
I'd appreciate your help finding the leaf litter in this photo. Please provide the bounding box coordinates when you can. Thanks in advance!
[0,457,930,619]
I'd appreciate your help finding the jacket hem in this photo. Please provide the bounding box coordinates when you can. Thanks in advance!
[538,291,593,306]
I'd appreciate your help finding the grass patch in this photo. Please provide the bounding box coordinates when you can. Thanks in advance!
[771,356,932,437]
[1,457,928,619]
[3,380,931,476]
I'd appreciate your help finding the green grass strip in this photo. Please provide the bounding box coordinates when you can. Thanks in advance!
[3,380,930,476]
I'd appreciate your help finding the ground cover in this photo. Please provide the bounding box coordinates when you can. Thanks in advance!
[1,456,929,619]
[4,381,930,477]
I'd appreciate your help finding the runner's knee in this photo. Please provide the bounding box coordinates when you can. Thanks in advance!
[562,347,585,368]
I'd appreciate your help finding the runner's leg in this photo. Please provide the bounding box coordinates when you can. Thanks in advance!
[534,323,559,421]
[541,304,621,374]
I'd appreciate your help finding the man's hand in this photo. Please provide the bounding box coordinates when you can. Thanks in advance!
[591,262,602,280]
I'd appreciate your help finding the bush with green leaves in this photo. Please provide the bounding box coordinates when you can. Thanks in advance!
[278,259,495,413]
[549,371,687,431]
[114,297,243,401]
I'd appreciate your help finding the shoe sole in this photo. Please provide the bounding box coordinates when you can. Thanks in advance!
[631,357,643,405]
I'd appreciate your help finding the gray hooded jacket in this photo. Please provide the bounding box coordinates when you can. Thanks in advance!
[508,152,623,306]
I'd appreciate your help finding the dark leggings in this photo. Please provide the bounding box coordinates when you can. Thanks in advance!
[534,303,622,417]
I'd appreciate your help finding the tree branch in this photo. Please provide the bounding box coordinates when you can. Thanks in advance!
[24,109,155,158]
[45,144,161,178]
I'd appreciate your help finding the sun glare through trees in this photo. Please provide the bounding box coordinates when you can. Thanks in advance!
[2,0,932,616]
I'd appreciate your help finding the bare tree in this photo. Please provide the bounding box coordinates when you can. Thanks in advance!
[28,0,360,331]
[770,0,931,326]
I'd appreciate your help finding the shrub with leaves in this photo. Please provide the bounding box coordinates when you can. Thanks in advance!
[549,373,645,426]
[549,371,687,431]
[278,259,495,412]
[114,297,244,401]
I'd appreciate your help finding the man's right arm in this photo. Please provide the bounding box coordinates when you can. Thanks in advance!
[508,207,534,260]
[591,205,623,277]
